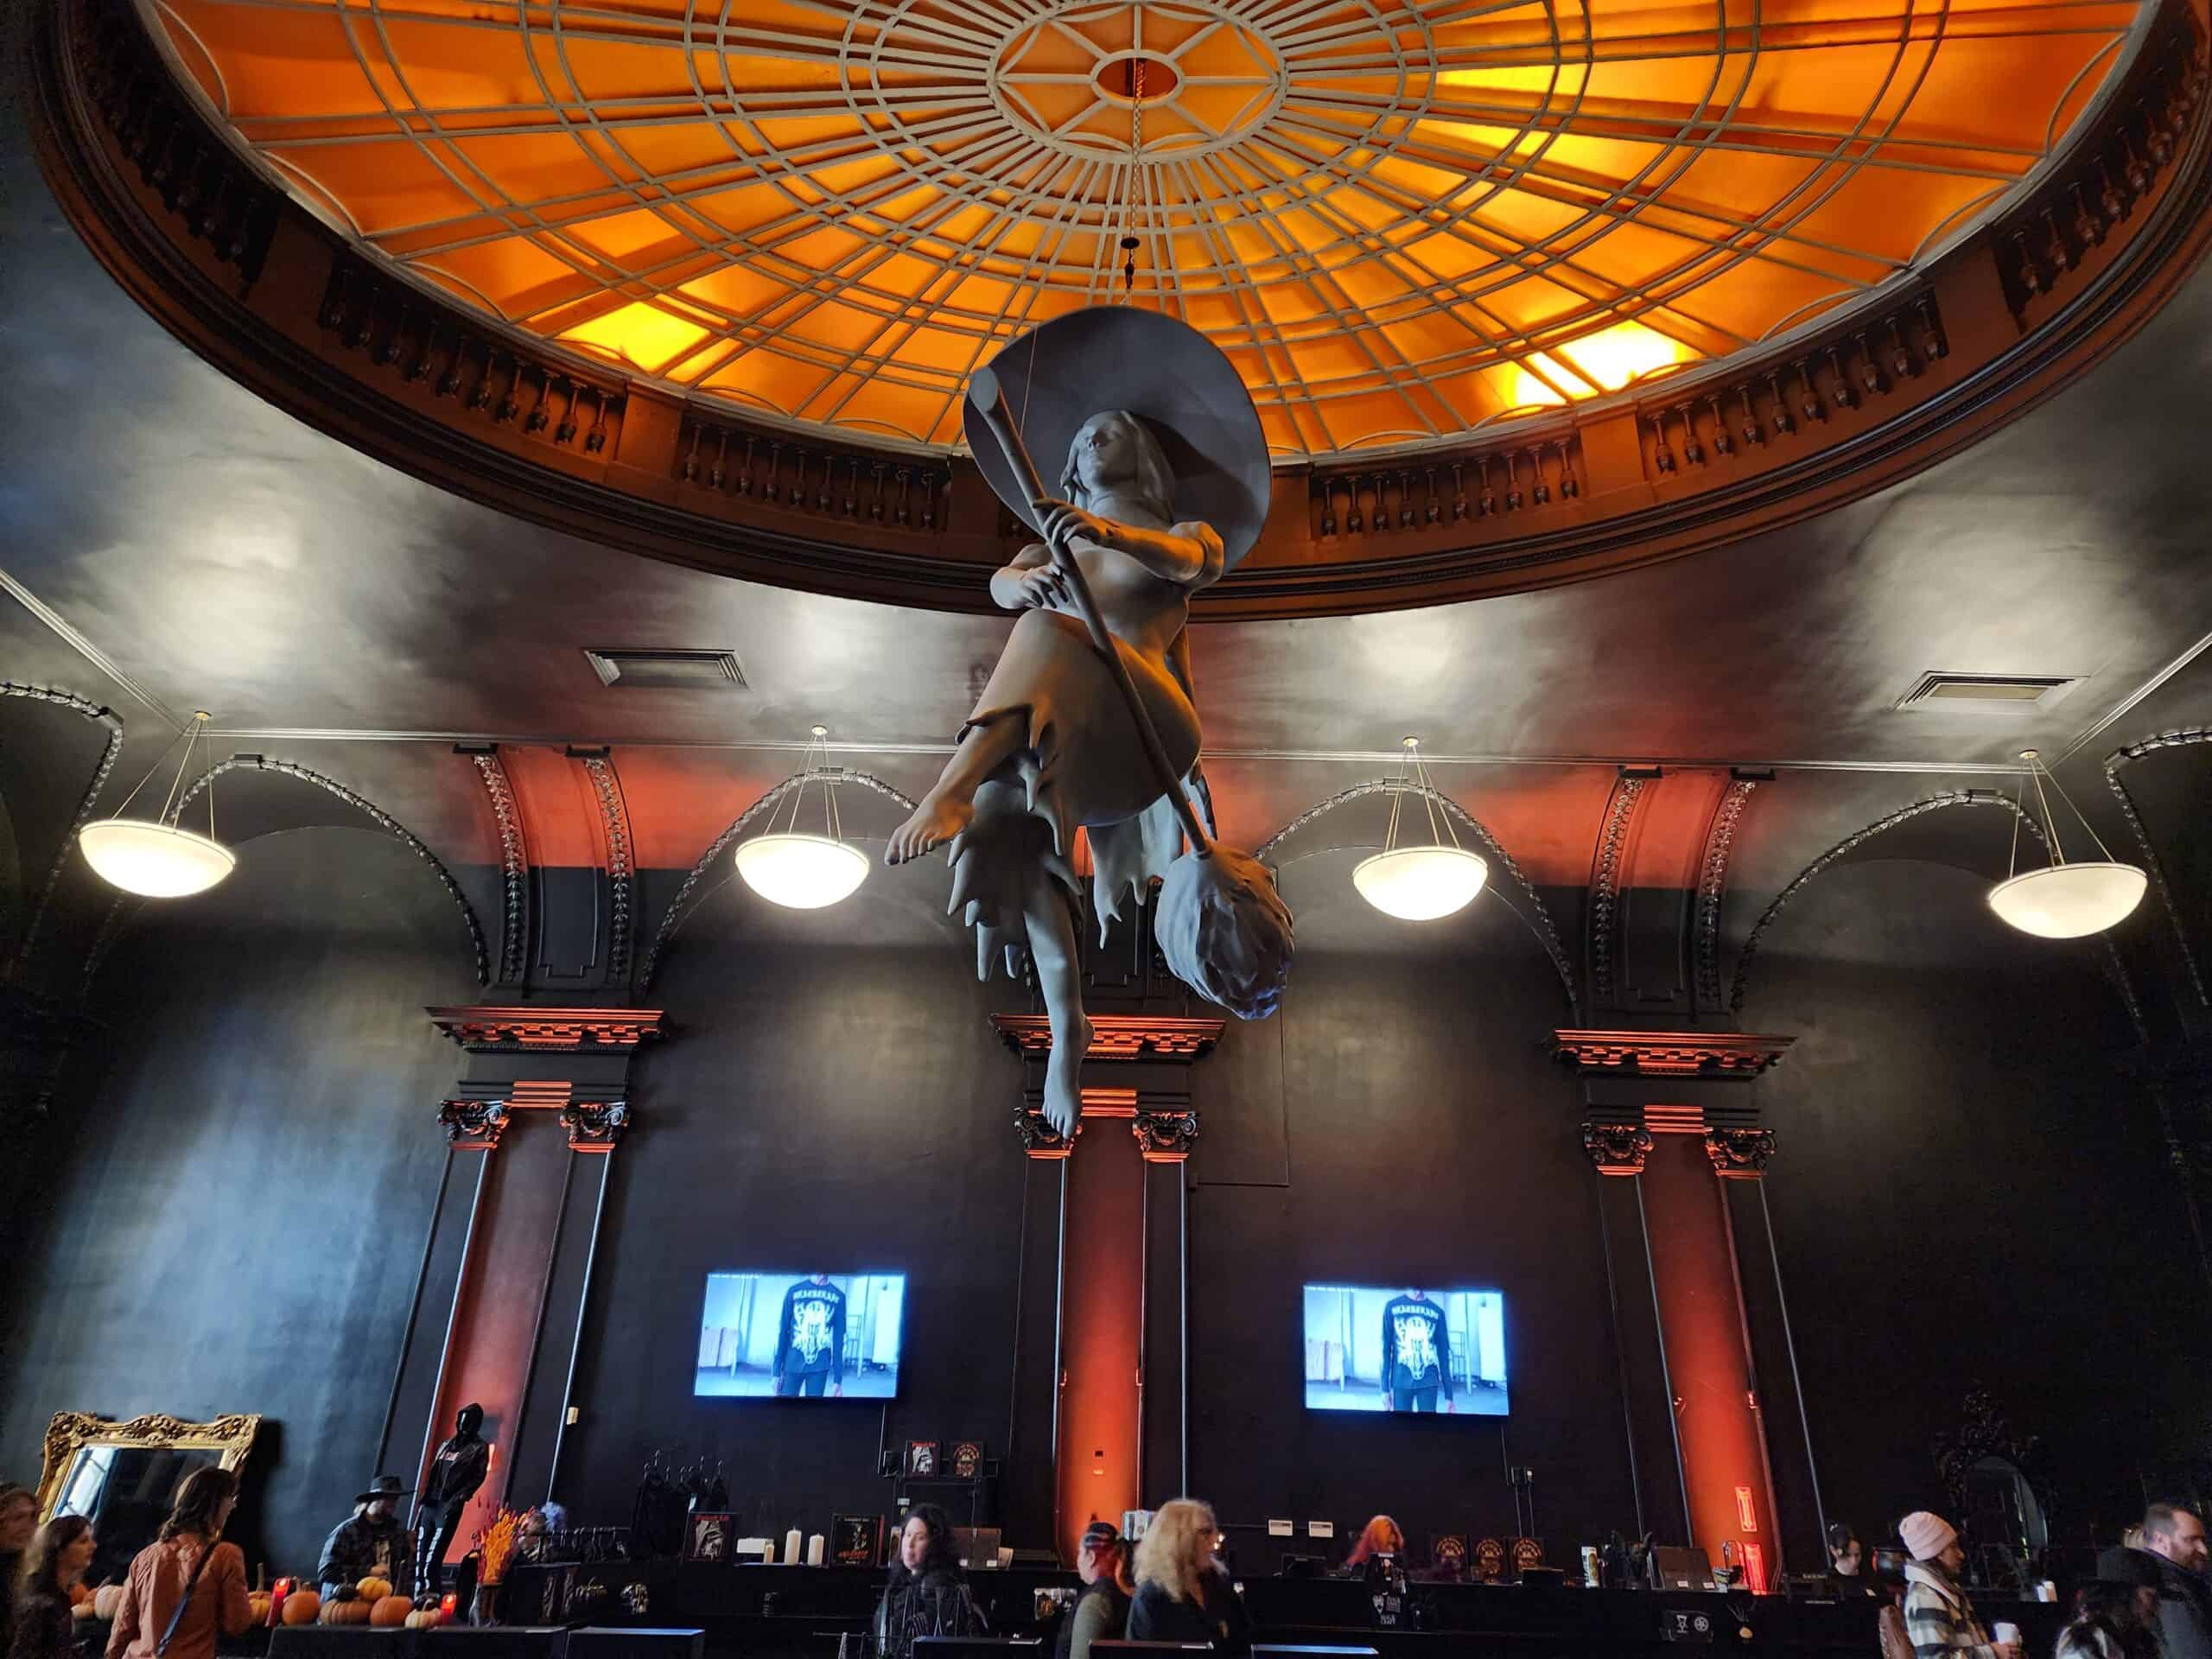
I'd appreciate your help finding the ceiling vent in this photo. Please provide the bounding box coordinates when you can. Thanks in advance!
[584,648,746,690]
[1896,671,2078,711]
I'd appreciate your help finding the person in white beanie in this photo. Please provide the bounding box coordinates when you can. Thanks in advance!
[1899,1511,2021,1659]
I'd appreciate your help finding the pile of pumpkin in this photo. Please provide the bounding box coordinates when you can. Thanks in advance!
[68,1585,125,1621]
[296,1579,452,1630]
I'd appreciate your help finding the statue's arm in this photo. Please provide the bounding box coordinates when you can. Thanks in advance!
[1035,501,1224,588]
[988,541,1061,611]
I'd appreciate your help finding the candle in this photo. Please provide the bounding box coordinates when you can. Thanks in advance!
[760,1541,775,1565]
[440,1595,457,1617]
[807,1535,825,1567]
[784,1529,803,1567]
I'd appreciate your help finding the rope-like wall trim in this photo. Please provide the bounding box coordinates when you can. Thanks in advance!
[1728,790,2044,1014]
[77,754,491,994]
[1254,779,1579,1020]
[1,682,125,982]
[639,769,918,993]
[2105,728,2212,1010]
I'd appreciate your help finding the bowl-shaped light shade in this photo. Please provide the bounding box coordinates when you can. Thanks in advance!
[1353,844,1490,921]
[1986,861,2147,938]
[734,831,869,910]
[78,819,237,898]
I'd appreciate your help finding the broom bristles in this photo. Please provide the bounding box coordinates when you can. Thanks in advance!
[1157,844,1294,1020]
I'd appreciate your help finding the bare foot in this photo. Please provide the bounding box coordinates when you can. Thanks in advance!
[1041,1013,1094,1137]
[884,790,974,865]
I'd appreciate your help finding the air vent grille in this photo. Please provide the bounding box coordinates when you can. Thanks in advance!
[584,648,746,690]
[1897,671,2077,710]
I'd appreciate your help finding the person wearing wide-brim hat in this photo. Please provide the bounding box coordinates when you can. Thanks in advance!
[883,307,1287,1138]
[317,1474,414,1599]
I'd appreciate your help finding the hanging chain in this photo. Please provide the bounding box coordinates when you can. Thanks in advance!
[1122,10,1145,295]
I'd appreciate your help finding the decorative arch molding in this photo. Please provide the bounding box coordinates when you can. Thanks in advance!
[639,769,919,994]
[1727,791,2047,1015]
[1254,779,1579,1020]
[2105,728,2212,1011]
[0,681,125,981]
[79,753,490,994]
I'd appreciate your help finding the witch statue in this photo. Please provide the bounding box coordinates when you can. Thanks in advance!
[886,307,1294,1134]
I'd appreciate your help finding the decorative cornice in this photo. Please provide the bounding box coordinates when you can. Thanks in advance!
[1132,1107,1199,1163]
[1581,1119,1655,1176]
[1704,1125,1777,1179]
[576,753,636,985]
[991,1013,1227,1060]
[639,769,918,992]
[1587,772,1649,1007]
[438,1098,509,1150]
[1552,1028,1795,1077]
[560,1099,631,1153]
[428,1006,665,1052]
[467,748,528,988]
[1255,779,1578,1020]
[29,0,2212,620]
[1014,1107,1071,1160]
[1694,777,1760,1014]
[1727,790,2042,1014]
[0,683,124,984]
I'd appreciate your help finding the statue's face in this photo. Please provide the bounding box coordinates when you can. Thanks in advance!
[1071,411,1147,497]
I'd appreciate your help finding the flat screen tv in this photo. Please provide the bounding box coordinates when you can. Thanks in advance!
[1302,1284,1508,1415]
[695,1271,906,1399]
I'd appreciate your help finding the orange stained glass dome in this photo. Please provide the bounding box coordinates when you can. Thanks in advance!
[146,0,2145,458]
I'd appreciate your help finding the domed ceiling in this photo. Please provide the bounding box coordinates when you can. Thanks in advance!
[147,0,2143,458]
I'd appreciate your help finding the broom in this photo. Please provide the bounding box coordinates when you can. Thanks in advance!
[968,367,1293,1020]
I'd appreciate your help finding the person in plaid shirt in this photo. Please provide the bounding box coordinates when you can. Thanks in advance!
[1900,1511,2021,1659]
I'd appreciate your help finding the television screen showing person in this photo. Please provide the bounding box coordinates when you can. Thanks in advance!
[1301,1284,1510,1415]
[693,1271,906,1398]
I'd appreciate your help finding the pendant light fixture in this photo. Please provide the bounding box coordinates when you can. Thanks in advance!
[1352,737,1490,921]
[1986,747,2147,938]
[78,710,237,898]
[734,726,870,910]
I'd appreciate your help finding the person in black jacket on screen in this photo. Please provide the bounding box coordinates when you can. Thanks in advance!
[772,1274,847,1398]
[1380,1289,1453,1413]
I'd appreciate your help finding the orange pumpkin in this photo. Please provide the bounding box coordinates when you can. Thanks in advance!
[247,1592,273,1623]
[281,1592,321,1626]
[322,1599,372,1626]
[67,1584,92,1609]
[356,1578,392,1604]
[92,1585,126,1620]
[370,1597,413,1628]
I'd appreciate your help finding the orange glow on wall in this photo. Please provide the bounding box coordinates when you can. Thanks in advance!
[1640,1132,1781,1586]
[1056,1119,1146,1565]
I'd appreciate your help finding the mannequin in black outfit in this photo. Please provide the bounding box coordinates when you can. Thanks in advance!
[414,1403,491,1592]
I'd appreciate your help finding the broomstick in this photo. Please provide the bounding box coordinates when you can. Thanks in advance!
[968,366,1292,1020]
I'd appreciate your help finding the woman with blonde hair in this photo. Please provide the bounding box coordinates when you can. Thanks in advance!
[1127,1499,1250,1653]
[1344,1516,1403,1573]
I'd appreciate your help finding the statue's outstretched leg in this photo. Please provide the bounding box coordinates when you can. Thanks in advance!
[1022,864,1092,1136]
[886,717,1027,865]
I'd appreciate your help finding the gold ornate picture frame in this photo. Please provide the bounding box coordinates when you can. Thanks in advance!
[36,1412,263,1522]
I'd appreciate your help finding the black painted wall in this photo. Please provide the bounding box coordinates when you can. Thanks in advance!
[3,829,2203,1583]
[0,828,476,1574]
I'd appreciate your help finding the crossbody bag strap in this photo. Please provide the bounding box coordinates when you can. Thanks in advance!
[155,1537,222,1656]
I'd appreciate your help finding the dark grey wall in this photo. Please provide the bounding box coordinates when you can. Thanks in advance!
[1745,858,2212,1542]
[0,827,477,1575]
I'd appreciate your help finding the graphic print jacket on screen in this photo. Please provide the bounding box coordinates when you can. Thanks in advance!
[1381,1293,1453,1396]
[773,1278,847,1382]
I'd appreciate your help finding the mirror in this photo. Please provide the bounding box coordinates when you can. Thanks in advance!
[37,1414,260,1588]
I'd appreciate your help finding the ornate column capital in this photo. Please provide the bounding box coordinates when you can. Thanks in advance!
[560,1099,631,1153]
[1705,1125,1777,1179]
[1581,1119,1655,1176]
[1553,1027,1794,1077]
[1015,1107,1072,1160]
[1132,1108,1198,1164]
[990,1012,1225,1060]
[438,1099,509,1150]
